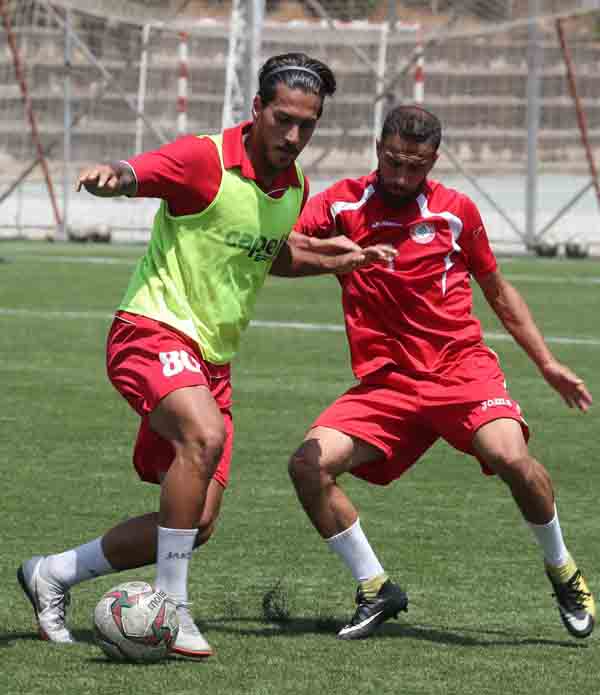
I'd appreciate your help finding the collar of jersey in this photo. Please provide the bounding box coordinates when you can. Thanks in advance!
[222,120,301,191]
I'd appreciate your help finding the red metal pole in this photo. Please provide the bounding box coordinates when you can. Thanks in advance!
[556,18,600,211]
[0,0,62,230]
[177,31,189,136]
[413,24,424,104]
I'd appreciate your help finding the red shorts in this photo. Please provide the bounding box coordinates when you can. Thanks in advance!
[312,352,529,486]
[106,311,233,487]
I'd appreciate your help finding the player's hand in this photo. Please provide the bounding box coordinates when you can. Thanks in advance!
[540,360,592,412]
[315,238,397,264]
[362,244,397,265]
[76,164,124,196]
[331,244,397,275]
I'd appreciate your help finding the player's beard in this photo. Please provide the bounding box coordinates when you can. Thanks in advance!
[377,176,424,208]
[271,145,299,171]
[379,184,417,208]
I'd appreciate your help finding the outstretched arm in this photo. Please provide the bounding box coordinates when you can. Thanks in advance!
[477,269,592,411]
[76,161,137,197]
[270,232,396,277]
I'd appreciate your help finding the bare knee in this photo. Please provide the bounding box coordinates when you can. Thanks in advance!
[486,451,549,488]
[288,446,332,489]
[175,425,226,479]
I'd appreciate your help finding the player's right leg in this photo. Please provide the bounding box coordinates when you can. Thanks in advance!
[18,445,224,649]
[289,377,436,640]
[17,476,224,646]
[288,426,408,640]
[472,418,595,638]
[19,313,231,651]
[17,387,226,657]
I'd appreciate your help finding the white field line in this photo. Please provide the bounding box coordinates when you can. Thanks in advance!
[1,308,599,347]
[3,255,600,286]
[0,308,111,320]
[252,320,600,347]
[505,274,600,285]
[2,254,136,265]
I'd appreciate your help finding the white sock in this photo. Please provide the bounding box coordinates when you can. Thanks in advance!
[43,537,115,588]
[154,526,198,605]
[528,504,570,566]
[325,518,384,582]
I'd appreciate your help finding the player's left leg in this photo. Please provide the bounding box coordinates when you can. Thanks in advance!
[289,425,410,640]
[472,418,595,638]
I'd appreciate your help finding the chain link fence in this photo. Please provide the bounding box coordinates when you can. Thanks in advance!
[1,0,599,249]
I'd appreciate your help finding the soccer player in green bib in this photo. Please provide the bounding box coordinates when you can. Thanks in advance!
[17,52,394,659]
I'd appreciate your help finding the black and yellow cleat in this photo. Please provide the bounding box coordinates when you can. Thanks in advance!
[546,556,595,639]
[337,580,408,640]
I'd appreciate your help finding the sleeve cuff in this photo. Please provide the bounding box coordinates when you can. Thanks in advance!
[120,160,138,196]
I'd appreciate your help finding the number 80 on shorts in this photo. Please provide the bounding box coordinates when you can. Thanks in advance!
[159,350,203,377]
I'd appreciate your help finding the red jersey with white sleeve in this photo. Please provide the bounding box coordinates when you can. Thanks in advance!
[294,172,498,379]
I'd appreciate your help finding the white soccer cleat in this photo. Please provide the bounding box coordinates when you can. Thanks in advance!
[17,555,75,644]
[171,602,213,659]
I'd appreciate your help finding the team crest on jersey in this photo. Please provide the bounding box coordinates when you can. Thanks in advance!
[410,222,436,244]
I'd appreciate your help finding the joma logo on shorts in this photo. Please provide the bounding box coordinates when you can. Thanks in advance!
[224,230,285,262]
[481,398,513,412]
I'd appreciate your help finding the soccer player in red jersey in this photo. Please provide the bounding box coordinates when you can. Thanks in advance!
[17,53,392,659]
[290,105,595,641]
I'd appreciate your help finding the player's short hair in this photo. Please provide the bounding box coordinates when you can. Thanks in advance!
[381,105,442,151]
[258,53,336,117]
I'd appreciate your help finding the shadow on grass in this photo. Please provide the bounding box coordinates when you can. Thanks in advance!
[374,622,586,649]
[71,628,98,645]
[0,627,97,648]
[0,630,40,646]
[199,615,587,649]
[85,656,187,666]
[1,619,585,652]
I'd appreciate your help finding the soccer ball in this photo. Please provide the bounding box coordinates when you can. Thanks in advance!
[93,581,179,663]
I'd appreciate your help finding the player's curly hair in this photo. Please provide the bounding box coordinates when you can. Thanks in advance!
[381,105,442,151]
[258,53,336,117]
